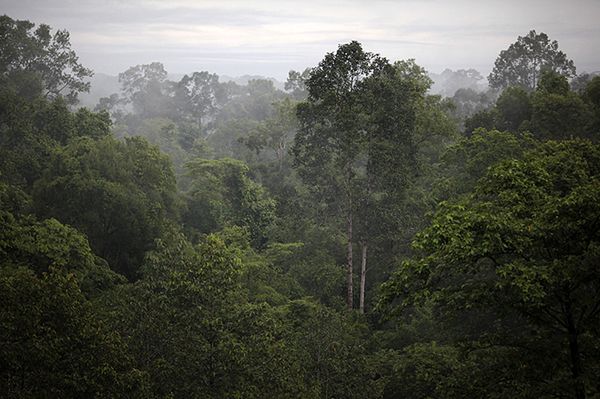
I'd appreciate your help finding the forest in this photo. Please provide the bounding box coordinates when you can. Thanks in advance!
[1,13,600,399]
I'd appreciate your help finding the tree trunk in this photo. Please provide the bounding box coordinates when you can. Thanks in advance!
[346,212,353,310]
[277,139,285,170]
[564,299,586,399]
[359,242,367,313]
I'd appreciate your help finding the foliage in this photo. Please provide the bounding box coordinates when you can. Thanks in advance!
[184,158,275,248]
[437,128,536,198]
[238,97,299,167]
[0,267,145,398]
[0,211,123,295]
[449,87,497,128]
[489,30,576,92]
[173,71,226,132]
[464,71,595,141]
[117,62,172,118]
[0,15,92,103]
[528,72,593,140]
[381,139,600,397]
[0,87,112,192]
[495,86,531,131]
[285,68,311,100]
[99,233,308,398]
[284,299,382,398]
[32,136,179,279]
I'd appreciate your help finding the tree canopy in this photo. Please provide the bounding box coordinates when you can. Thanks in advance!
[488,30,576,92]
[0,15,92,103]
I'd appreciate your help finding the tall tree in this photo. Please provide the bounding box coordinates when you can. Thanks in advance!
[293,41,388,309]
[488,30,576,92]
[293,43,422,311]
[354,59,428,312]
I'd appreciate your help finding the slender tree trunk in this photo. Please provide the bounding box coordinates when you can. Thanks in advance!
[359,242,367,313]
[565,300,586,399]
[346,212,353,310]
[277,139,285,170]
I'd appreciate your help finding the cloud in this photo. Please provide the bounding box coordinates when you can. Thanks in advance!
[1,0,599,78]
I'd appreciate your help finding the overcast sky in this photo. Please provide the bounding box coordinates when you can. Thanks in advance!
[2,0,600,80]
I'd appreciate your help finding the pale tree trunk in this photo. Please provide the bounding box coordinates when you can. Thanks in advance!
[346,212,353,310]
[277,138,285,170]
[359,242,367,313]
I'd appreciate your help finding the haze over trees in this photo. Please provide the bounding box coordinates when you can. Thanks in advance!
[1,14,600,399]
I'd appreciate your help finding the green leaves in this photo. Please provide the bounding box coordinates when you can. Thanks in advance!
[0,211,123,295]
[0,15,92,104]
[488,30,576,92]
[0,266,143,397]
[381,138,600,395]
[33,135,178,279]
[184,157,275,248]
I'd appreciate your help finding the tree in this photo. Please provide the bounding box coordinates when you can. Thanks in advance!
[284,299,382,398]
[0,210,123,295]
[33,136,179,279]
[430,68,484,97]
[94,93,126,121]
[0,86,112,193]
[293,44,425,311]
[488,30,576,92]
[495,86,531,131]
[464,109,498,136]
[118,62,171,118]
[285,68,311,100]
[292,41,389,309]
[438,128,536,199]
[354,59,431,312]
[571,72,600,94]
[0,15,92,104]
[528,71,592,140]
[174,71,226,132]
[99,232,308,398]
[449,88,496,127]
[381,139,600,398]
[583,76,600,133]
[184,158,275,248]
[238,98,299,168]
[0,213,143,397]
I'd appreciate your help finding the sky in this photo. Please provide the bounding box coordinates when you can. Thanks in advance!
[2,0,600,80]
